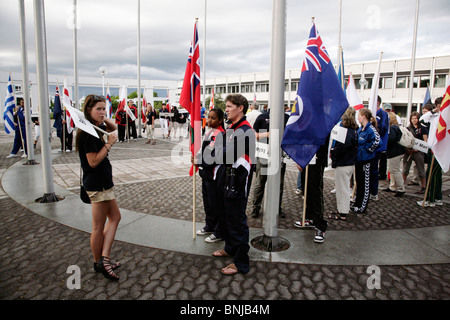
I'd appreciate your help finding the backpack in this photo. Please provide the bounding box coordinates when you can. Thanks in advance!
[398,126,415,148]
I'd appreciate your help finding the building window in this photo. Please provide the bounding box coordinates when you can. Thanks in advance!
[241,84,253,93]
[291,81,298,92]
[383,77,393,89]
[419,76,430,88]
[396,76,408,88]
[435,74,447,87]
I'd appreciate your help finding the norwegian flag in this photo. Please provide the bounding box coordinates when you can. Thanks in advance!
[106,84,112,118]
[63,77,75,134]
[281,21,348,169]
[179,20,201,176]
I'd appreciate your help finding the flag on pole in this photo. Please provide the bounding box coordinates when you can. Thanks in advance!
[65,105,99,139]
[428,84,450,172]
[106,84,112,118]
[337,46,345,90]
[3,75,16,134]
[368,52,383,116]
[346,72,364,125]
[281,21,349,169]
[210,88,214,109]
[179,19,201,176]
[423,85,431,106]
[53,85,63,138]
[63,77,75,134]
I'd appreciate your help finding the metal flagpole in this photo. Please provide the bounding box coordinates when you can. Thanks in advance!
[203,0,207,112]
[137,0,142,138]
[18,0,36,165]
[33,0,62,202]
[73,0,79,109]
[337,0,342,67]
[406,0,420,123]
[256,0,287,251]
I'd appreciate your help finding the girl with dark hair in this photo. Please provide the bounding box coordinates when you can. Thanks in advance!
[194,108,225,243]
[76,94,121,281]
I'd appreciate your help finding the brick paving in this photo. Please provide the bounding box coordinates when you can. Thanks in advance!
[0,125,449,303]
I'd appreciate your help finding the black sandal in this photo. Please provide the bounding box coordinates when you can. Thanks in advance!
[98,256,120,281]
[328,211,348,220]
[94,259,120,273]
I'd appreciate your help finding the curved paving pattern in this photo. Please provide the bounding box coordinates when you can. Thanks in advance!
[1,126,449,300]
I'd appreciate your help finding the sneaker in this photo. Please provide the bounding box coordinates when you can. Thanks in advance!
[330,188,336,194]
[294,219,314,228]
[314,228,325,243]
[435,200,443,206]
[21,153,27,158]
[416,200,435,207]
[370,194,379,201]
[6,154,18,159]
[205,234,222,243]
[295,189,302,195]
[196,228,212,236]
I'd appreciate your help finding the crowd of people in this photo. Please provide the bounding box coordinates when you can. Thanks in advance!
[5,92,447,279]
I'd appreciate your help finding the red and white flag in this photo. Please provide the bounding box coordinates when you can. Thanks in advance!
[427,83,450,172]
[210,88,214,109]
[179,19,201,176]
[346,72,364,125]
[63,77,75,134]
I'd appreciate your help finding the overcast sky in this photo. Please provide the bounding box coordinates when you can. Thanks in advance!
[1,0,449,82]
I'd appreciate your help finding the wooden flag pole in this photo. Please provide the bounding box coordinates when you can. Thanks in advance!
[422,154,435,207]
[193,165,196,239]
[302,165,309,226]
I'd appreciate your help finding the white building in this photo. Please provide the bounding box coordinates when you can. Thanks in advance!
[184,54,450,124]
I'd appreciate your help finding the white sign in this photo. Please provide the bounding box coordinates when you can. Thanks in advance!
[413,138,429,153]
[255,142,269,159]
[331,125,348,144]
[124,105,136,121]
[159,112,174,117]
[65,105,99,138]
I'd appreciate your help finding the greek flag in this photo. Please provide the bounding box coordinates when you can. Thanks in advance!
[3,75,16,134]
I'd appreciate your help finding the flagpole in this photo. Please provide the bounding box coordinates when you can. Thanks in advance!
[258,0,287,250]
[302,165,309,226]
[202,0,207,114]
[73,0,79,109]
[33,0,62,203]
[137,0,142,138]
[422,153,434,207]
[406,0,420,123]
[18,0,36,164]
[337,0,342,67]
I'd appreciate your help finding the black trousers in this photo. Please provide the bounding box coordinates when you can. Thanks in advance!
[201,179,222,237]
[305,163,327,232]
[118,125,126,141]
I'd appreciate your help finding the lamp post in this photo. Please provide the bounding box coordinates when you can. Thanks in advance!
[99,66,107,96]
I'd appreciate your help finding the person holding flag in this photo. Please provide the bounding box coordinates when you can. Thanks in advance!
[6,98,28,158]
[75,94,121,281]
[281,21,348,243]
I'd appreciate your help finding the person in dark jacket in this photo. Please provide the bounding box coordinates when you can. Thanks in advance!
[194,108,225,243]
[329,107,358,220]
[384,112,406,197]
[211,94,255,276]
[351,108,380,213]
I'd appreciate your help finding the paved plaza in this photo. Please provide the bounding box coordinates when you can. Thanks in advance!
[0,123,449,306]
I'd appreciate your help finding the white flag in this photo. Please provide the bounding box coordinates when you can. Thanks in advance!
[368,52,383,116]
[65,105,99,138]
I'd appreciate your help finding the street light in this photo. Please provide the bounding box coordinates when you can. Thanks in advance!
[98,66,107,96]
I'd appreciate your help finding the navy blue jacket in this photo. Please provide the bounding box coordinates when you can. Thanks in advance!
[357,122,380,162]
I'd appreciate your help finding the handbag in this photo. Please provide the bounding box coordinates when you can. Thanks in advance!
[79,167,91,204]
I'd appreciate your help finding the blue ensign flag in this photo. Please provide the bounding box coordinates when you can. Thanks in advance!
[3,75,16,134]
[281,22,349,169]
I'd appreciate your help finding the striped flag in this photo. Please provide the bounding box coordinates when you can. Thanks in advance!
[3,75,16,134]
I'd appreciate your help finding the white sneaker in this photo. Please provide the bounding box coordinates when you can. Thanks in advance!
[196,228,212,236]
[416,200,435,207]
[435,200,443,206]
[370,194,379,201]
[6,154,18,159]
[314,228,325,243]
[330,189,336,194]
[295,189,302,195]
[205,234,223,243]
